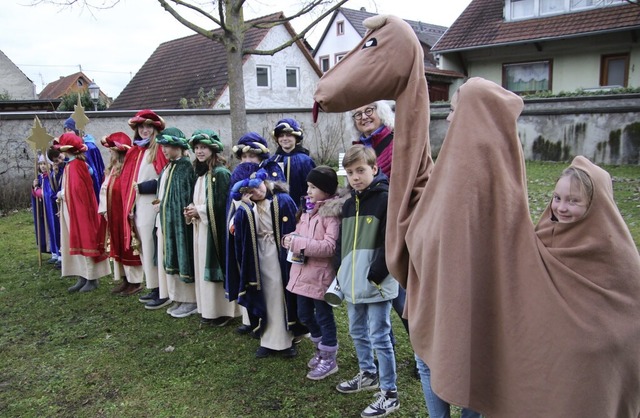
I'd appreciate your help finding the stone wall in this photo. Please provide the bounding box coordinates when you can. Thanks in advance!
[430,94,640,165]
[0,107,349,179]
[1,95,638,209]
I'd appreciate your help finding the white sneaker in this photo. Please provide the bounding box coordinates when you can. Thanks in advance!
[361,390,399,417]
[170,302,198,318]
[336,371,379,393]
[166,302,181,315]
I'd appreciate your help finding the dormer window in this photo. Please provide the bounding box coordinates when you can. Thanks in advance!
[506,0,624,20]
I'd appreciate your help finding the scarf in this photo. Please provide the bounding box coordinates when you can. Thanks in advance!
[134,137,151,147]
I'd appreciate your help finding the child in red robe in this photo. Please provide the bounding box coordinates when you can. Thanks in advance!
[55,132,110,293]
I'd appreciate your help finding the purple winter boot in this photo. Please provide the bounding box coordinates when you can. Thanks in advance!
[306,343,338,380]
[307,336,322,369]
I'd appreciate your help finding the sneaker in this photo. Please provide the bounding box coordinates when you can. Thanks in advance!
[210,316,233,327]
[280,345,297,358]
[138,288,159,303]
[255,346,275,358]
[236,324,252,335]
[54,260,62,269]
[200,317,215,325]
[79,279,98,293]
[293,332,310,345]
[67,277,87,293]
[170,302,198,318]
[361,390,399,417]
[47,257,58,264]
[145,297,172,310]
[167,302,181,315]
[336,371,379,394]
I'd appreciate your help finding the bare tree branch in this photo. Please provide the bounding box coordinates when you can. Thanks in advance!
[28,0,121,19]
[30,0,353,140]
[156,0,224,41]
[29,0,120,8]
[164,0,221,25]
[245,0,349,56]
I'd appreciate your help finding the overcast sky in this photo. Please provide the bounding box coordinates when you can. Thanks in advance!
[1,0,472,99]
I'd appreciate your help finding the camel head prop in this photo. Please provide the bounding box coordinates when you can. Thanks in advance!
[313,14,433,285]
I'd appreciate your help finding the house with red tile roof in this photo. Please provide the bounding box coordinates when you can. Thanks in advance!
[110,12,321,111]
[38,71,111,106]
[312,7,464,101]
[432,0,640,97]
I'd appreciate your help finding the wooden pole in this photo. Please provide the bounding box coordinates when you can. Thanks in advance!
[34,156,42,267]
[25,116,54,268]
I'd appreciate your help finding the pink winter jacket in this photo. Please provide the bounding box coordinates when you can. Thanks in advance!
[285,196,343,301]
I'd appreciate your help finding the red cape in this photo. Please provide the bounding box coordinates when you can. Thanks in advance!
[119,144,168,250]
[65,159,107,261]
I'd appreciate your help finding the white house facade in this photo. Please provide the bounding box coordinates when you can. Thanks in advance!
[215,24,321,110]
[312,10,363,72]
[0,50,36,100]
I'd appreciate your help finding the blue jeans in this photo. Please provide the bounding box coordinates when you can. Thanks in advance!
[297,295,337,347]
[415,355,482,418]
[346,300,397,391]
[389,286,409,346]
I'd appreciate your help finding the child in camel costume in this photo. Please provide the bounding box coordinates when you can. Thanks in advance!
[313,14,640,418]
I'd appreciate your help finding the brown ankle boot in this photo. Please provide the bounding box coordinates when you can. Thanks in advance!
[121,282,142,296]
[111,278,129,294]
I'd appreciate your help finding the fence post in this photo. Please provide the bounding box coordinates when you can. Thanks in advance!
[337,152,348,187]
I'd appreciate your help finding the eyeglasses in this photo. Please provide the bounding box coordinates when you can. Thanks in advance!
[351,107,376,121]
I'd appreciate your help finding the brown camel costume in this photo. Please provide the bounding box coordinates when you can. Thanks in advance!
[314,15,640,417]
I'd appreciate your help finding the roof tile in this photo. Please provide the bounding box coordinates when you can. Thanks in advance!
[433,0,640,52]
[110,12,284,110]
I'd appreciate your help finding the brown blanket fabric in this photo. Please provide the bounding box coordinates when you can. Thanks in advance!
[314,14,640,418]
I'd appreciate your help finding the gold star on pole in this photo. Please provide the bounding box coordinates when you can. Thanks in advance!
[71,94,90,133]
[26,116,53,155]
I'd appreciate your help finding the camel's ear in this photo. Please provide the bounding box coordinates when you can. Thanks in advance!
[363,14,388,30]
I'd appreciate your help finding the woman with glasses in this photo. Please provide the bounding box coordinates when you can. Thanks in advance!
[347,101,395,178]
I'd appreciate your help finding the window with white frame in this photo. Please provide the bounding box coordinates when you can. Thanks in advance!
[506,0,624,20]
[510,0,535,19]
[319,56,330,72]
[571,0,624,9]
[335,53,346,64]
[256,65,270,87]
[540,0,564,14]
[286,67,299,88]
[503,60,552,93]
[336,20,345,36]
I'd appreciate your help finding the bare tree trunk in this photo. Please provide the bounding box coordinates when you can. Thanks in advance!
[224,0,247,142]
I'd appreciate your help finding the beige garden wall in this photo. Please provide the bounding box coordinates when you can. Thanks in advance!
[1,95,638,209]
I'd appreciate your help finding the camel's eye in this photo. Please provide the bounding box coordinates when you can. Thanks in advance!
[362,38,377,49]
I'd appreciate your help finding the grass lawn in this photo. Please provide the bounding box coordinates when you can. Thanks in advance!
[1,162,638,418]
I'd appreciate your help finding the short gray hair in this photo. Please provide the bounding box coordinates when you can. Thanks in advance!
[345,100,395,141]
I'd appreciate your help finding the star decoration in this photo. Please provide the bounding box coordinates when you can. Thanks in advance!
[26,116,53,155]
[71,94,90,133]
